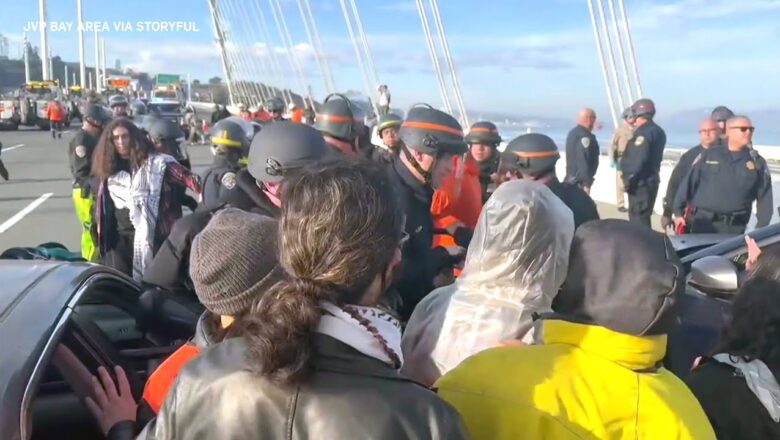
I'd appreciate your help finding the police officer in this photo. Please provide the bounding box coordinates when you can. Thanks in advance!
[143,122,328,295]
[367,113,403,164]
[610,107,635,212]
[199,119,248,209]
[711,105,735,139]
[147,118,191,169]
[69,104,109,261]
[130,101,147,118]
[265,97,286,121]
[661,118,720,231]
[565,108,600,194]
[501,133,599,228]
[109,95,129,118]
[620,98,667,228]
[673,116,772,234]
[390,104,468,319]
[464,121,502,203]
[315,93,365,158]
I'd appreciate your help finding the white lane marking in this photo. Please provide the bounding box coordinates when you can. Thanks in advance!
[3,143,24,152]
[0,193,54,234]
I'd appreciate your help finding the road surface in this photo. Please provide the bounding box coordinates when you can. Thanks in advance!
[0,126,658,254]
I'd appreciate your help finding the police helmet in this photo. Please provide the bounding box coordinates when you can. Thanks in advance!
[315,93,365,141]
[148,119,185,142]
[711,106,735,122]
[248,121,327,183]
[265,97,285,113]
[130,101,147,116]
[400,104,467,156]
[109,95,129,108]
[84,104,110,126]
[502,133,560,175]
[210,119,249,151]
[464,121,502,146]
[377,113,402,136]
[631,98,656,119]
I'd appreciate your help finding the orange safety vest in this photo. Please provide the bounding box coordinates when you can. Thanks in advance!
[142,343,201,413]
[431,155,482,277]
[292,108,304,123]
[47,102,65,122]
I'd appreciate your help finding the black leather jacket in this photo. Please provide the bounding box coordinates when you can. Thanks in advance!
[136,335,468,439]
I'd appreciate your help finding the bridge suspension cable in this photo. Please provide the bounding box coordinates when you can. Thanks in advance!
[295,0,334,94]
[415,0,452,114]
[338,0,378,114]
[428,0,468,127]
[268,0,315,109]
[587,0,619,129]
[301,0,337,92]
[250,0,293,105]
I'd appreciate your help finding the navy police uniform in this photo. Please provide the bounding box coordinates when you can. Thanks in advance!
[673,145,772,234]
[620,120,667,227]
[69,128,99,196]
[565,124,600,188]
[662,144,704,219]
[200,154,241,209]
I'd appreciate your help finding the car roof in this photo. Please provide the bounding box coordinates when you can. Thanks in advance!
[0,261,116,437]
[681,222,780,264]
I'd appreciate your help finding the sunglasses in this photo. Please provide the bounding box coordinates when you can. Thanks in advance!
[729,126,755,133]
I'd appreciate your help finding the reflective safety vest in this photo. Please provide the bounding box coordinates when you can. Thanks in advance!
[142,343,201,413]
[47,102,65,122]
[431,155,482,277]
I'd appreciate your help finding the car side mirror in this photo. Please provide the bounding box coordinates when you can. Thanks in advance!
[688,256,739,296]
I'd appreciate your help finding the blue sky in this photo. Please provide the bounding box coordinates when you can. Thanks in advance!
[2,0,779,121]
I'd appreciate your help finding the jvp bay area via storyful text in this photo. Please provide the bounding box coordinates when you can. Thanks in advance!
[23,21,201,33]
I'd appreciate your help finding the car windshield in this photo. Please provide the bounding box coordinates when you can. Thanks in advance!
[154,91,178,99]
[148,103,181,114]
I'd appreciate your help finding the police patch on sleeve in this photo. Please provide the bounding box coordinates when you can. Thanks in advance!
[75,145,87,158]
[746,161,756,171]
[221,172,237,189]
[581,137,591,148]
[634,136,645,146]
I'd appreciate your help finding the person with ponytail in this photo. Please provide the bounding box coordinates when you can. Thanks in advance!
[137,160,468,439]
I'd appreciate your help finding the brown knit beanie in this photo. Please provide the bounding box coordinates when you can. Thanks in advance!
[190,208,283,316]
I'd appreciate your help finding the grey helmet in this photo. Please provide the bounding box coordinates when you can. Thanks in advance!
[248,121,328,183]
[399,103,467,156]
[130,101,147,116]
[711,106,735,123]
[631,98,656,119]
[108,95,129,108]
[210,118,250,153]
[502,133,560,176]
[315,93,365,141]
[148,119,185,143]
[464,121,502,146]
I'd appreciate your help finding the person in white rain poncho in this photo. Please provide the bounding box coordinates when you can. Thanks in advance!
[401,179,574,387]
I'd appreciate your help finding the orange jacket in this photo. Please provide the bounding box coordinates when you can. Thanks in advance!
[47,101,65,122]
[291,108,304,123]
[431,155,483,277]
[142,343,201,413]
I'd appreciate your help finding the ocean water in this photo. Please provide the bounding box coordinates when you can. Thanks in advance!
[496,126,777,152]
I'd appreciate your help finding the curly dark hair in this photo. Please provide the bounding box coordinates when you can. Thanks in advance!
[91,117,153,179]
[713,271,780,377]
[244,160,403,386]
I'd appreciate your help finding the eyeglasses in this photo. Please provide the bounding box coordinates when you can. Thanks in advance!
[729,126,755,133]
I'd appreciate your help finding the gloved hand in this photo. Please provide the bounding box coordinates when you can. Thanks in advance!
[661,215,673,231]
[674,217,686,232]
[443,245,466,259]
